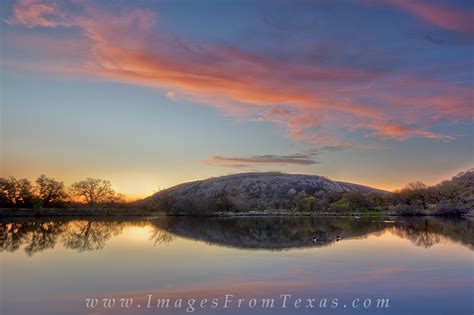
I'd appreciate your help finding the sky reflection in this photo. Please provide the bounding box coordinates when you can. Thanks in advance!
[1,217,472,314]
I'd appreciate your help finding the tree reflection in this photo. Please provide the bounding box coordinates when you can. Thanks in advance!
[148,217,175,245]
[24,221,65,255]
[0,221,66,255]
[0,219,126,255]
[1,222,32,253]
[390,217,473,249]
[62,221,125,252]
[0,217,472,254]
[150,229,175,245]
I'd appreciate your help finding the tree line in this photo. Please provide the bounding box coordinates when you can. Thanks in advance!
[292,169,473,216]
[0,175,125,208]
[1,170,472,215]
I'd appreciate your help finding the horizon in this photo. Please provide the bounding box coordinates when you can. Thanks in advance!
[2,0,473,199]
[1,168,470,201]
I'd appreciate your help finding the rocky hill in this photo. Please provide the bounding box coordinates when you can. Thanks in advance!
[141,172,386,214]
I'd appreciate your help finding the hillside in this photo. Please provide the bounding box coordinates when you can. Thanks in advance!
[141,172,386,214]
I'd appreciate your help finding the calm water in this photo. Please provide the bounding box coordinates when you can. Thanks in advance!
[0,216,472,315]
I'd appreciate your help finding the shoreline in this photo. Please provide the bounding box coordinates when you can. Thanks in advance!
[0,208,471,219]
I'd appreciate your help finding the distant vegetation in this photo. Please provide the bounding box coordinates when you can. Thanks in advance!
[306,170,472,216]
[304,170,473,216]
[308,170,473,216]
[389,170,473,216]
[1,170,472,217]
[0,175,126,209]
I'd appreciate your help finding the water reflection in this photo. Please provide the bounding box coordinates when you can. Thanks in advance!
[389,217,474,249]
[1,216,472,255]
[1,221,66,255]
[62,221,126,252]
[0,220,125,255]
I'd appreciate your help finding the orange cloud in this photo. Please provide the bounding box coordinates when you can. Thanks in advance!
[359,122,455,141]
[205,152,320,168]
[5,0,471,145]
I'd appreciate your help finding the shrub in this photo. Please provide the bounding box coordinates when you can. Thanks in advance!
[393,204,424,216]
[432,204,469,217]
[304,196,315,211]
[328,199,351,212]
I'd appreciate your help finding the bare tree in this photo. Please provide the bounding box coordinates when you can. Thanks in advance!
[0,177,35,207]
[70,178,120,206]
[0,178,13,206]
[35,175,68,207]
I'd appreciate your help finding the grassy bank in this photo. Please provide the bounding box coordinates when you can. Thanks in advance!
[1,208,470,219]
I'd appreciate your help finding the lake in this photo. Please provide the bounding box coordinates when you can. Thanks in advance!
[1,216,472,315]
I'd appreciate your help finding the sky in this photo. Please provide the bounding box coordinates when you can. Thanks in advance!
[1,0,473,199]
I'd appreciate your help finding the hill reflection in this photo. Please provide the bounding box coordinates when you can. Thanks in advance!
[0,216,472,255]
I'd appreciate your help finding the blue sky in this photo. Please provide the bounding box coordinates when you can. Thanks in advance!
[1,0,473,198]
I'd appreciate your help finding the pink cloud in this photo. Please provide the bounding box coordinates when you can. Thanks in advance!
[5,0,470,146]
[267,108,292,116]
[6,0,72,28]
[387,0,474,32]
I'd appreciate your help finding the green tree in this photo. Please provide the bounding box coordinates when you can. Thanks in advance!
[314,191,342,211]
[293,191,308,211]
[343,191,371,210]
[367,191,385,208]
[305,196,315,211]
